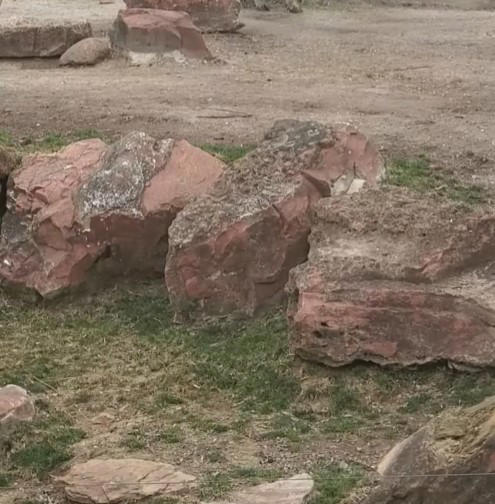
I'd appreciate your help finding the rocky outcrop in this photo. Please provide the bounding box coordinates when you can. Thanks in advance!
[58,458,195,503]
[366,396,495,503]
[288,187,495,369]
[59,37,111,66]
[166,120,383,316]
[124,0,242,33]
[203,474,314,504]
[0,132,225,298]
[0,385,35,432]
[111,8,212,64]
[0,22,92,58]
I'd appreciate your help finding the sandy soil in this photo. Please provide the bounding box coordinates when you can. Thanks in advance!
[0,0,494,178]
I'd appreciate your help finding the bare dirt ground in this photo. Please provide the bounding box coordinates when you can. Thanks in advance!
[1,0,495,188]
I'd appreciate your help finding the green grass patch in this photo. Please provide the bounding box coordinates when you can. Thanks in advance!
[0,129,107,154]
[3,409,85,480]
[200,144,254,163]
[199,472,234,500]
[310,463,363,504]
[159,426,184,444]
[386,157,486,205]
[262,413,311,442]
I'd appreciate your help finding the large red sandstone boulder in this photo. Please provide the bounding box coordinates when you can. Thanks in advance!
[0,21,92,58]
[288,187,495,369]
[111,8,212,63]
[124,0,242,33]
[165,120,383,316]
[365,396,495,503]
[0,132,225,298]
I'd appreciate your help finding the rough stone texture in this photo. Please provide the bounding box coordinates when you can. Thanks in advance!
[366,396,495,503]
[111,8,212,62]
[203,473,314,504]
[59,37,111,66]
[0,21,92,58]
[0,132,225,298]
[124,0,242,33]
[58,458,196,503]
[0,385,35,430]
[288,187,495,369]
[166,120,383,316]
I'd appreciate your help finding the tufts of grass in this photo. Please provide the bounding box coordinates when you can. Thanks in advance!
[262,413,311,442]
[386,157,486,205]
[159,426,184,444]
[4,409,85,480]
[310,463,363,504]
[199,466,281,500]
[112,293,300,414]
[121,429,147,451]
[0,129,107,154]
[0,473,11,487]
[200,144,255,163]
[199,472,234,500]
[447,374,495,407]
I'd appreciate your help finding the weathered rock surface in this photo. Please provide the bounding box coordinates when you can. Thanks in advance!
[288,187,495,368]
[366,396,495,503]
[166,120,383,316]
[0,132,225,298]
[0,385,35,429]
[111,8,212,64]
[59,37,111,66]
[58,458,195,503]
[124,0,242,33]
[203,473,314,504]
[0,21,92,58]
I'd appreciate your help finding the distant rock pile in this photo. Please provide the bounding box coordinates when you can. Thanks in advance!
[124,0,243,33]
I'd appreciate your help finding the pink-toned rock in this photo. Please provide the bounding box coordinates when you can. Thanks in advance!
[58,458,195,503]
[124,0,242,33]
[0,385,35,429]
[0,21,92,58]
[166,120,383,316]
[366,396,495,504]
[111,8,212,62]
[0,132,225,298]
[288,187,495,369]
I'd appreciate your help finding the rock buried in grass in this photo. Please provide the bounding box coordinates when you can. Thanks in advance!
[58,458,196,503]
[202,473,314,504]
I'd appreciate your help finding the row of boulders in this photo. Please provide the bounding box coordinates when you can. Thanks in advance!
[3,119,495,371]
[0,121,381,302]
[3,383,495,504]
[0,0,243,63]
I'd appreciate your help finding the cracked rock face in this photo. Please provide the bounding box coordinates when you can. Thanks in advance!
[366,396,495,503]
[0,132,225,298]
[165,120,383,316]
[287,187,495,369]
[58,458,196,503]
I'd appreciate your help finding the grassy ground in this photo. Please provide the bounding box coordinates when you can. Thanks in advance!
[1,132,494,503]
[1,283,495,504]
